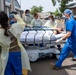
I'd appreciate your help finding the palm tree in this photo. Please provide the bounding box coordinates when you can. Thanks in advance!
[51,0,72,13]
[51,0,61,13]
[52,0,73,6]
[52,0,61,6]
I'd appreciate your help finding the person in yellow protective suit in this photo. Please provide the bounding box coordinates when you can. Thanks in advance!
[44,15,63,34]
[0,11,31,75]
[44,15,57,28]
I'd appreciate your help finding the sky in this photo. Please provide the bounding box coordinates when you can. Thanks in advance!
[18,0,59,12]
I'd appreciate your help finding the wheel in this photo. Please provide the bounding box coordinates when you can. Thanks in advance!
[28,53,39,62]
[56,54,60,59]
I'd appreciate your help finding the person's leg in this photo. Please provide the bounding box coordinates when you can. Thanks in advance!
[55,43,70,68]
[72,55,76,61]
[71,47,76,61]
[11,51,22,75]
[4,54,13,75]
[57,44,61,50]
[50,42,71,70]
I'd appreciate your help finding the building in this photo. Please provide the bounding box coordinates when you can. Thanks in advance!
[62,0,76,19]
[67,0,76,16]
[38,12,50,19]
[0,0,22,16]
[0,0,5,11]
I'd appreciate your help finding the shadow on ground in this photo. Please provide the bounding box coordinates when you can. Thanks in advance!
[28,54,72,75]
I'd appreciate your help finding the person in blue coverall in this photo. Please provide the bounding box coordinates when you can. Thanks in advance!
[50,9,76,70]
[70,15,76,60]
[64,12,76,61]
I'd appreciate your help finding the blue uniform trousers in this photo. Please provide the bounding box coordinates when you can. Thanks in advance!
[4,51,22,75]
[55,42,76,68]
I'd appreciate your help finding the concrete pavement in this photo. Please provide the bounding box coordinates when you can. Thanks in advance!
[28,52,76,75]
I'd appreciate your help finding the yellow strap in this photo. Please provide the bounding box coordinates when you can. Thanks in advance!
[9,45,18,49]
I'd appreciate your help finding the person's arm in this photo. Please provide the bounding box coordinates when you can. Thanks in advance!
[61,20,73,40]
[14,14,25,29]
[56,20,74,42]
[55,31,71,43]
[9,14,26,35]
[62,31,71,40]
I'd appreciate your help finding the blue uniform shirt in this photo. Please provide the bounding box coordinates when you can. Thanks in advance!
[65,17,76,46]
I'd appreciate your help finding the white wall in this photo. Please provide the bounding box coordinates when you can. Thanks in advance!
[0,0,5,11]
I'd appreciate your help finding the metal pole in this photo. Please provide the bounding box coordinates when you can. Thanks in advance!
[11,0,15,12]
